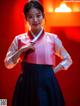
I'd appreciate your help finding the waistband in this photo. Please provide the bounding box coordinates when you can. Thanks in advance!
[21,62,53,70]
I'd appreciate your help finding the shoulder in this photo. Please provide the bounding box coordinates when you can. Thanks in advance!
[45,32,58,38]
[15,32,29,40]
[45,32,58,40]
[11,32,29,44]
[45,32,62,45]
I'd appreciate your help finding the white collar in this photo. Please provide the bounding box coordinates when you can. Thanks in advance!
[30,28,43,43]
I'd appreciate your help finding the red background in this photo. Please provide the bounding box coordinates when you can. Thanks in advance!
[0,0,80,106]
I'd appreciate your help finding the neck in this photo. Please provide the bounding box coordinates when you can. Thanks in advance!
[31,27,42,36]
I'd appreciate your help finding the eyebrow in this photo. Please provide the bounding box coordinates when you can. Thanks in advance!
[27,11,42,15]
[28,13,41,15]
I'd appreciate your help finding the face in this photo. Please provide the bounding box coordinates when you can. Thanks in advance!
[26,8,44,32]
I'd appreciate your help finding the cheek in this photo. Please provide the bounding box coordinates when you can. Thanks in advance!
[27,19,33,25]
[39,17,44,23]
[40,20,44,25]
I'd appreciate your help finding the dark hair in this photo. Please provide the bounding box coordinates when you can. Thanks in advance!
[23,1,44,18]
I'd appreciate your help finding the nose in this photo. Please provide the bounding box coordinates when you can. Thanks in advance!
[33,16,37,22]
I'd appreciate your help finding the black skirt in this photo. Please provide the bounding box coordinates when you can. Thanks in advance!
[12,62,65,106]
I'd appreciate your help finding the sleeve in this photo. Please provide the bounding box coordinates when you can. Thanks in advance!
[54,36,73,70]
[4,36,19,69]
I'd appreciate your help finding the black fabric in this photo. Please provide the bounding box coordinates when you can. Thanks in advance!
[12,62,65,106]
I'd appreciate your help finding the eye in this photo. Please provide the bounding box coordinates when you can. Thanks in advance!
[37,14,41,18]
[28,15,33,19]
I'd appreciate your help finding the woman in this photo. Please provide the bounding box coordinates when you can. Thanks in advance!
[4,1,72,106]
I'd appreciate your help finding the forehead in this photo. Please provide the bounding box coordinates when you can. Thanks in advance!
[27,8,42,15]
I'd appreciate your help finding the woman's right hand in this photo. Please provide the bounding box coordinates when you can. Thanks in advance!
[20,42,35,53]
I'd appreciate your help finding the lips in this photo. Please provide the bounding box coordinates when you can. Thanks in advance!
[32,23,40,26]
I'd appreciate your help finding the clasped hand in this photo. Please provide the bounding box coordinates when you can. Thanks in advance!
[20,42,35,53]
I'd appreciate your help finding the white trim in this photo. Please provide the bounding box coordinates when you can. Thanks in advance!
[30,28,43,43]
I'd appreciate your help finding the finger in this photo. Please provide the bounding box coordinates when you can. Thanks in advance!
[30,41,35,45]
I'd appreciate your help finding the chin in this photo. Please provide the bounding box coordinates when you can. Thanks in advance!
[32,26,41,31]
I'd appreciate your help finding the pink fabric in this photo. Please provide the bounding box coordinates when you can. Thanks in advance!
[25,33,55,65]
[17,31,55,66]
